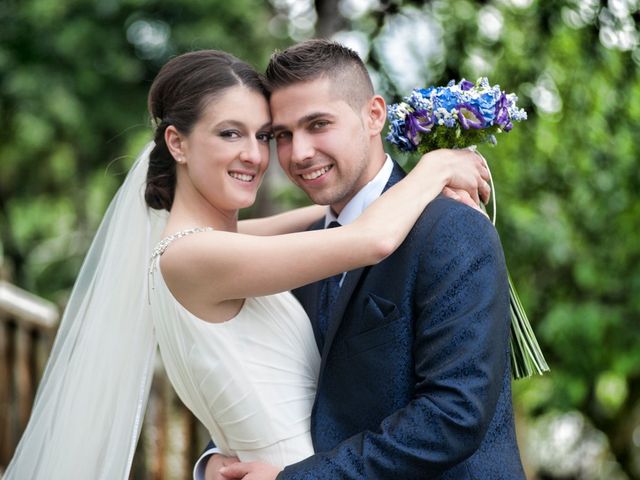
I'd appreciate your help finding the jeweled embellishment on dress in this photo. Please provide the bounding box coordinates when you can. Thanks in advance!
[148,227,214,285]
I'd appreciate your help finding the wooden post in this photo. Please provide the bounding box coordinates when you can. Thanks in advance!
[0,281,58,471]
[0,316,14,466]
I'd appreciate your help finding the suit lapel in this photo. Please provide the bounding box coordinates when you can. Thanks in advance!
[320,266,366,359]
[291,218,326,348]
[319,161,407,360]
[382,161,406,194]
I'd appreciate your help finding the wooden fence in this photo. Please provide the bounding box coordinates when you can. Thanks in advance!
[0,280,207,479]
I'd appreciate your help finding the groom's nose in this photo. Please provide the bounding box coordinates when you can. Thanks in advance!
[290,133,315,164]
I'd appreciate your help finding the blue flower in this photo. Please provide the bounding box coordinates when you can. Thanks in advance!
[476,90,500,123]
[506,94,527,122]
[433,89,460,111]
[443,116,457,128]
[386,118,416,152]
[417,87,436,98]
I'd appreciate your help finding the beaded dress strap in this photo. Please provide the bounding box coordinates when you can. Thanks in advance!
[148,227,214,289]
[151,227,214,260]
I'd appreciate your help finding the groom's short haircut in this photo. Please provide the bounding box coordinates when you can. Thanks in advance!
[265,39,374,112]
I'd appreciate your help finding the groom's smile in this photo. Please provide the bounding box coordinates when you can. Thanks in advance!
[299,164,334,182]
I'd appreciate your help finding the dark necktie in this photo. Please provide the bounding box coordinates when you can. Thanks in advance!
[317,221,342,350]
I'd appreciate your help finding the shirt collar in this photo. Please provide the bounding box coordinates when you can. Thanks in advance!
[325,155,394,227]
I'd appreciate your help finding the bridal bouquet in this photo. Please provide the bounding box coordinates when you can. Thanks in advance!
[386,77,548,379]
[386,77,527,153]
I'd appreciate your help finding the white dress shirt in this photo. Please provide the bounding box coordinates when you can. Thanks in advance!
[325,155,394,227]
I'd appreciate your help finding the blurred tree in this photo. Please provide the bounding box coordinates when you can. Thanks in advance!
[2,0,640,477]
[0,0,281,303]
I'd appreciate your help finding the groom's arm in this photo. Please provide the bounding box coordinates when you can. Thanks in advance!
[193,441,216,480]
[194,442,239,480]
[278,200,512,479]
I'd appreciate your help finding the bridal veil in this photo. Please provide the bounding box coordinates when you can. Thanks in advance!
[4,143,167,479]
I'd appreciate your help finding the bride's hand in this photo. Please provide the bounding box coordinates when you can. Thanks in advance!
[205,453,240,480]
[416,148,491,207]
[219,461,281,480]
[442,187,489,218]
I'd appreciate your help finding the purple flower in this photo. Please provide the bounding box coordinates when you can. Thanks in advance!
[494,93,513,131]
[413,109,436,132]
[459,79,475,91]
[457,103,487,129]
[406,109,435,145]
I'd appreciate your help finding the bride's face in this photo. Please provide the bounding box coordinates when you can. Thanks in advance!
[178,85,272,213]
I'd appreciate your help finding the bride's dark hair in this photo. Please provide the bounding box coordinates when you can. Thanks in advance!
[145,50,269,211]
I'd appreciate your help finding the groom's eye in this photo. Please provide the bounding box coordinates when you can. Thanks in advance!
[275,131,292,143]
[310,120,329,130]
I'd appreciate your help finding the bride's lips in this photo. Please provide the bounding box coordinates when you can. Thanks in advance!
[298,164,333,183]
[228,170,258,183]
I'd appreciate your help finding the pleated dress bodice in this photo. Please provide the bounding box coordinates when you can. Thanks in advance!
[148,229,319,466]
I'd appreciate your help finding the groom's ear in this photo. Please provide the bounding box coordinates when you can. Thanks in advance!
[165,125,186,163]
[364,95,387,137]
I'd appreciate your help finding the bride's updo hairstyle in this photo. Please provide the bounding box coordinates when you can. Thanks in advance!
[145,50,268,211]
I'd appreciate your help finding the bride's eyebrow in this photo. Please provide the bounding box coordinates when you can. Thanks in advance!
[212,120,272,130]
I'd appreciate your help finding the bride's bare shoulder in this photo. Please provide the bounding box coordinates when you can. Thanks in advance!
[157,227,223,280]
[157,229,244,320]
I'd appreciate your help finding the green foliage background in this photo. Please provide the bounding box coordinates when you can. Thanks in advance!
[1,0,639,478]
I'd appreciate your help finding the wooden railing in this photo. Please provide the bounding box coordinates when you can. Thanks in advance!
[0,280,59,471]
[0,280,208,479]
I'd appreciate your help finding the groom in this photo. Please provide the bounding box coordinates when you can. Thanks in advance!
[198,39,525,479]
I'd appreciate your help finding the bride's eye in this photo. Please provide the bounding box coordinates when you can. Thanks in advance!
[220,130,241,139]
[257,131,273,143]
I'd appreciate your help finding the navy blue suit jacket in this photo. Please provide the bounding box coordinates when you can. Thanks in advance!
[279,162,525,479]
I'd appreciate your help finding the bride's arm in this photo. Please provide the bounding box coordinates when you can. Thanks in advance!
[161,148,489,304]
[238,205,326,236]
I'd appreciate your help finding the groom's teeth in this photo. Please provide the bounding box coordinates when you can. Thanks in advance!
[301,166,331,180]
[229,172,254,182]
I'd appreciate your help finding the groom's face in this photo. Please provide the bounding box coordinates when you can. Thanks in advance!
[270,77,378,213]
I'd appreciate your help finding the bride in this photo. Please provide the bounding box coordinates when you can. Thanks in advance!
[4,49,489,478]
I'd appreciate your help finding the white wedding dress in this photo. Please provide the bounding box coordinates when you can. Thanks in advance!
[148,228,320,467]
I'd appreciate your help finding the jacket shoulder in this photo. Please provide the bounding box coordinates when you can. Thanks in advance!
[412,196,502,252]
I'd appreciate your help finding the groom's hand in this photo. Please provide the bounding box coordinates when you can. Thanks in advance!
[204,453,240,480]
[219,461,281,480]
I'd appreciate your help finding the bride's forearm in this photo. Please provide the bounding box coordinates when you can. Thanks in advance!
[353,157,448,257]
[353,149,487,257]
[238,205,326,236]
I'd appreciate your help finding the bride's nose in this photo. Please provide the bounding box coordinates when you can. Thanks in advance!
[239,138,263,165]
